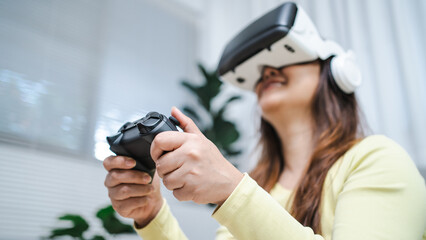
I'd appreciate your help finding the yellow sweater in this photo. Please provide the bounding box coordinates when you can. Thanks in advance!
[135,135,426,239]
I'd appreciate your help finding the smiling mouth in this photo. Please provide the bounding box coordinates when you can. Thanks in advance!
[261,80,287,93]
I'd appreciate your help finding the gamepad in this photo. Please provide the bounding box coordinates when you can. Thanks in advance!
[106,111,180,179]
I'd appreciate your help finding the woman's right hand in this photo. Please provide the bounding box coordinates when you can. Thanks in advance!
[103,155,163,228]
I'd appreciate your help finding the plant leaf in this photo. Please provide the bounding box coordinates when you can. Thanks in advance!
[182,106,200,122]
[48,214,89,239]
[96,205,134,235]
[203,127,216,144]
[89,235,106,240]
[224,95,242,105]
[197,64,222,108]
[181,81,199,94]
[212,119,240,149]
[182,80,211,111]
[215,95,241,121]
[222,146,242,157]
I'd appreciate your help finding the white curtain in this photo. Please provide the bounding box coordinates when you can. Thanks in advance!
[0,0,203,238]
[196,0,426,170]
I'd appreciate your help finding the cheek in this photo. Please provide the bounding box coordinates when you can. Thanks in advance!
[292,79,318,105]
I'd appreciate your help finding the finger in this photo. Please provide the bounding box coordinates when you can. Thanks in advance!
[173,186,194,202]
[105,169,152,188]
[150,131,186,162]
[109,184,154,201]
[103,155,136,172]
[171,106,202,135]
[156,151,185,179]
[161,162,189,190]
[112,197,149,217]
[168,164,199,202]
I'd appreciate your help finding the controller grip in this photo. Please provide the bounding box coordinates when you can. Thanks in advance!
[105,112,180,183]
[133,161,155,183]
[107,134,156,180]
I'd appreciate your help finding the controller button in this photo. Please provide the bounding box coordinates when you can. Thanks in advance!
[169,116,180,126]
[144,118,160,126]
[119,122,133,132]
[147,112,161,118]
[136,123,151,134]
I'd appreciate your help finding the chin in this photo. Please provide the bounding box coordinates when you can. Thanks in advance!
[258,93,286,115]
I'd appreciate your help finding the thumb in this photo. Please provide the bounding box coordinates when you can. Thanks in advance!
[171,107,202,135]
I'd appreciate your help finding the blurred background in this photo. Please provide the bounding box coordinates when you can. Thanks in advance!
[0,0,425,239]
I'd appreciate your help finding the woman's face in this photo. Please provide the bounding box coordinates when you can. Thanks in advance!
[255,61,321,116]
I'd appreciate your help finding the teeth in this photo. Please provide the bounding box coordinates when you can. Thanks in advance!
[264,82,283,91]
[270,82,283,87]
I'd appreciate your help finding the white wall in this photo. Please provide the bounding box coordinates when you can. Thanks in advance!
[0,0,219,239]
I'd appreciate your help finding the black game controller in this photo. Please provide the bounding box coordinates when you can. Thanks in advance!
[106,112,180,179]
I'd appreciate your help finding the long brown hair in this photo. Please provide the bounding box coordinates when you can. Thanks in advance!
[250,57,365,233]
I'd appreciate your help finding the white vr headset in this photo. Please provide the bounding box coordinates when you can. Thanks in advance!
[217,2,362,94]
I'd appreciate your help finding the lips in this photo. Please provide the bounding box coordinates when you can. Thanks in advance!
[260,79,287,94]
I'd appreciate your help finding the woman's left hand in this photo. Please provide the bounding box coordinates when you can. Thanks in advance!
[151,107,244,205]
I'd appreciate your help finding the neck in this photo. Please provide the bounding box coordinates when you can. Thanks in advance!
[266,109,315,177]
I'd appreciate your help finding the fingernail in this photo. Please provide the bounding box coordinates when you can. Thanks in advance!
[126,159,135,167]
[172,106,180,113]
[143,175,152,183]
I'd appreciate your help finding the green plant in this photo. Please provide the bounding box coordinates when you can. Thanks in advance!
[46,214,90,240]
[96,205,134,235]
[181,63,242,166]
[42,205,135,240]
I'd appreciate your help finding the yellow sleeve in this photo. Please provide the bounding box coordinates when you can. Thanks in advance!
[133,198,188,240]
[213,173,325,240]
[212,136,426,240]
[215,225,236,240]
[331,135,426,239]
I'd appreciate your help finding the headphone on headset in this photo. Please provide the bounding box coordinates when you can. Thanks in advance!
[217,2,361,94]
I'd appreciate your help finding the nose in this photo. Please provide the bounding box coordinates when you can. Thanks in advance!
[261,67,280,81]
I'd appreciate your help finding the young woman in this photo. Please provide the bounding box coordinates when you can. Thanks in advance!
[103,57,425,239]
[102,4,426,239]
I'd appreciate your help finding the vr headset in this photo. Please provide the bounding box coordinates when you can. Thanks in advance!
[217,2,361,94]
